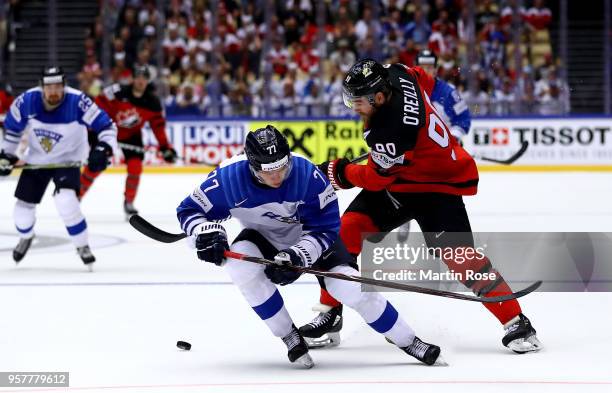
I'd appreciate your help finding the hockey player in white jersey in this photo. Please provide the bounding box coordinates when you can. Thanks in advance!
[0,66,117,269]
[176,125,444,368]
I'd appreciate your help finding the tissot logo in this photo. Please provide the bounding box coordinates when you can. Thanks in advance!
[473,125,611,146]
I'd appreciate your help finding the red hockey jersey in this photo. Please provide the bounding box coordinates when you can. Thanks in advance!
[96,84,170,147]
[344,64,479,195]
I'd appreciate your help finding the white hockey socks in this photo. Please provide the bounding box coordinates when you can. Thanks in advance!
[14,200,36,239]
[324,265,416,347]
[54,188,88,248]
[224,240,294,338]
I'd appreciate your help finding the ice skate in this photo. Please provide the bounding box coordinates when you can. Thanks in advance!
[503,313,542,353]
[396,221,411,243]
[282,325,314,369]
[299,304,343,348]
[13,236,34,263]
[401,336,446,366]
[77,245,96,271]
[123,201,138,220]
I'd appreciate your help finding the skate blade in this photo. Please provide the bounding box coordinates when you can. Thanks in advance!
[508,335,543,353]
[293,353,314,369]
[304,332,341,349]
[86,263,95,272]
[433,354,449,366]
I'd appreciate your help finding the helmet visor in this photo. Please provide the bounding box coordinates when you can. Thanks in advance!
[252,156,293,187]
[342,86,376,109]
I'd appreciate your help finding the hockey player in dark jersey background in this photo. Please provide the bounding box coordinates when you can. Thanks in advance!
[396,50,472,242]
[80,65,177,217]
[299,59,542,354]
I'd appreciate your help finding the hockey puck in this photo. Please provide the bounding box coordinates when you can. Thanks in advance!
[176,340,191,351]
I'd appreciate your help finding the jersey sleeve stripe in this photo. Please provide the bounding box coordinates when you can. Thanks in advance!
[3,134,20,143]
[82,105,101,126]
[185,217,207,236]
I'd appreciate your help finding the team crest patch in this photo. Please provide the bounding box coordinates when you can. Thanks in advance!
[362,65,372,77]
[116,108,141,128]
[34,128,63,153]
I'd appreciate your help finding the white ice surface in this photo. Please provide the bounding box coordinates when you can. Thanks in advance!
[1,172,612,393]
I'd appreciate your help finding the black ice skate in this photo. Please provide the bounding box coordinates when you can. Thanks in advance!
[13,236,34,263]
[299,304,343,348]
[396,221,411,243]
[282,325,314,369]
[401,336,446,366]
[123,201,138,220]
[77,245,96,271]
[502,313,542,353]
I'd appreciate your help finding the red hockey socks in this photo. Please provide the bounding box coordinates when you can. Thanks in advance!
[443,255,522,325]
[79,166,101,198]
[124,158,143,203]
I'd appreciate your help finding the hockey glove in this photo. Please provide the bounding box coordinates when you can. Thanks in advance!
[0,150,19,176]
[160,146,178,163]
[318,158,353,190]
[195,223,229,266]
[87,141,113,172]
[265,248,304,285]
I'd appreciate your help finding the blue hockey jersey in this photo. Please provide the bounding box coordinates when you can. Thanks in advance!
[177,154,340,266]
[1,86,117,164]
[431,78,471,140]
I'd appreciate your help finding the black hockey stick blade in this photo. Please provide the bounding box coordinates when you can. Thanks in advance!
[129,214,186,243]
[475,141,529,165]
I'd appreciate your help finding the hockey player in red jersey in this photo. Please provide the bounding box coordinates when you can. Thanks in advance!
[80,65,177,216]
[299,59,542,353]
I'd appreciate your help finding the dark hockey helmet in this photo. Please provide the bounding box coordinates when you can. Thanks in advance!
[416,50,438,66]
[342,58,390,108]
[41,66,65,85]
[133,65,151,80]
[244,125,292,173]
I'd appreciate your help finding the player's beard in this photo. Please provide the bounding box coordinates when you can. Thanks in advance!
[43,92,64,110]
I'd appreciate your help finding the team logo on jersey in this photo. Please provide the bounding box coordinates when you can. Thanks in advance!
[116,108,142,128]
[33,128,63,153]
[262,211,300,224]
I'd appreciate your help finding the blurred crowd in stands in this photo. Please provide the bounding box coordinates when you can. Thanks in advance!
[75,0,569,117]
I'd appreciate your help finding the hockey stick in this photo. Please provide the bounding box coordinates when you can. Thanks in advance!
[119,142,184,161]
[128,214,542,303]
[472,141,529,165]
[118,142,147,153]
[14,161,84,170]
[349,141,528,167]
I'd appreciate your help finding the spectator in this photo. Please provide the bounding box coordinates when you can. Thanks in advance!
[404,9,431,46]
[167,82,201,115]
[329,38,356,73]
[398,38,419,67]
[299,83,326,117]
[163,22,187,60]
[111,52,132,85]
[267,37,291,77]
[493,78,515,115]
[355,6,382,42]
[526,0,552,31]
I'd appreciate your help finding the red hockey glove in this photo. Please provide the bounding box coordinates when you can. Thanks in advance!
[317,158,353,190]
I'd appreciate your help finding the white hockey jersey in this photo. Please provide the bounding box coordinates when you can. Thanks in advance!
[1,86,117,164]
